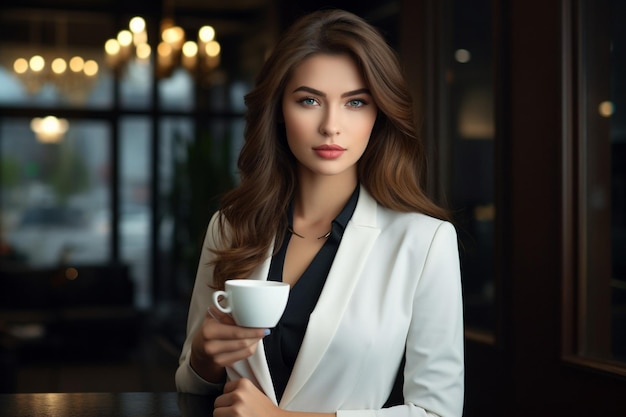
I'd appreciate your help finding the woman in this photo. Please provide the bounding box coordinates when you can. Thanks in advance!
[176,9,464,417]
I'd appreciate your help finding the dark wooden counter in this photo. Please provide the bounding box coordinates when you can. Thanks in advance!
[0,392,216,417]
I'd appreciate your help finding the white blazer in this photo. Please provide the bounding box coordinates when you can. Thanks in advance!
[176,186,464,417]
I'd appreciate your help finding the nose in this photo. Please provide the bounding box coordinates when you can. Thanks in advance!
[319,107,341,137]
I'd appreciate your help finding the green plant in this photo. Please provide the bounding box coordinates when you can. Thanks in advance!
[171,129,235,289]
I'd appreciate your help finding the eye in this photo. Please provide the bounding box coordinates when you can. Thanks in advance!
[346,99,367,108]
[298,97,319,106]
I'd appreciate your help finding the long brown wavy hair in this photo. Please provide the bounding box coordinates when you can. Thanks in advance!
[210,9,448,288]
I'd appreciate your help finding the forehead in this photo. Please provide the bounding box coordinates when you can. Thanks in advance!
[285,53,367,91]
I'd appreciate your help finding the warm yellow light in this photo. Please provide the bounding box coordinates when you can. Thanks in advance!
[51,58,67,74]
[129,16,146,34]
[136,43,151,59]
[162,26,184,45]
[30,115,69,143]
[182,41,198,57]
[158,42,173,57]
[133,30,148,46]
[30,55,45,72]
[69,56,84,72]
[65,267,79,280]
[205,40,221,57]
[117,29,133,47]
[598,101,614,117]
[198,25,215,42]
[105,38,121,55]
[83,60,99,76]
[13,58,29,74]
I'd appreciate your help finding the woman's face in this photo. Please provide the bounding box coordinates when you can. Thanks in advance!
[281,53,378,181]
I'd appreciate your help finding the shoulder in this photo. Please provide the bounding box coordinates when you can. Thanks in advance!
[372,205,460,265]
[356,186,455,238]
[204,211,231,250]
[378,205,456,237]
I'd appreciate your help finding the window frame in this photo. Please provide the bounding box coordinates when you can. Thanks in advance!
[561,0,626,377]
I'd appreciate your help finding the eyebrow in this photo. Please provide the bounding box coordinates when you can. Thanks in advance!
[291,86,371,98]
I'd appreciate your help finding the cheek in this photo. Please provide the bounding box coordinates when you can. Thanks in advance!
[283,112,315,146]
[352,119,376,160]
[356,116,376,145]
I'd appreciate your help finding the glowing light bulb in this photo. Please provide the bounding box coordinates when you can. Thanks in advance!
[205,40,221,57]
[51,58,67,74]
[182,41,198,57]
[136,43,151,59]
[598,101,614,117]
[129,16,146,33]
[13,58,29,74]
[162,26,184,46]
[30,55,45,72]
[105,39,121,55]
[117,30,133,47]
[199,26,215,42]
[69,56,84,72]
[83,60,99,76]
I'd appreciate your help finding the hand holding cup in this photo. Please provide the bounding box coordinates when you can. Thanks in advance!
[212,279,290,328]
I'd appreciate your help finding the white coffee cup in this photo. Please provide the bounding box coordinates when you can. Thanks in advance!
[212,279,290,328]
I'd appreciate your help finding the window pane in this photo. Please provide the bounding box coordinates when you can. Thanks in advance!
[158,117,194,300]
[446,0,495,332]
[1,117,111,266]
[119,117,152,309]
[120,59,153,110]
[579,0,626,363]
[160,115,241,302]
[611,0,626,359]
[158,68,194,111]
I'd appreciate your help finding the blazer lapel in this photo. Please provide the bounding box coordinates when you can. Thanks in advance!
[228,249,279,404]
[280,186,380,407]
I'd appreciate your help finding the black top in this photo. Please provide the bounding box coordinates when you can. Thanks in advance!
[264,186,360,402]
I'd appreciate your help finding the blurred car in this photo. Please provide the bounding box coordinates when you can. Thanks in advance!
[7,206,109,267]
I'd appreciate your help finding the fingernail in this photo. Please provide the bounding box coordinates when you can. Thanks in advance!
[263,329,271,337]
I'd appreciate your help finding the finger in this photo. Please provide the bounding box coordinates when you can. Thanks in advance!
[217,379,250,401]
[223,378,247,392]
[206,305,235,325]
[204,319,267,341]
[213,391,232,409]
[204,338,263,366]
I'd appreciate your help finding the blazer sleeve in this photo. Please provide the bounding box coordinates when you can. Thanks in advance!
[338,221,464,417]
[175,211,226,395]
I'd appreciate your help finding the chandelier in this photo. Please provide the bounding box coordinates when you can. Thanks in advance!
[6,16,101,104]
[12,54,99,101]
[104,15,221,82]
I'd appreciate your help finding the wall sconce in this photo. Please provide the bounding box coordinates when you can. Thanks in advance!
[31,115,69,144]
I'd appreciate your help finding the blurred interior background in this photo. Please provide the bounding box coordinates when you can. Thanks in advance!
[0,0,411,395]
[0,0,624,415]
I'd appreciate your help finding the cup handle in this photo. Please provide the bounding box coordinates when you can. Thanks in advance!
[212,290,232,314]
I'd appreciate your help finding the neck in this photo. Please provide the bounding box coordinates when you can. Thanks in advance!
[293,170,357,227]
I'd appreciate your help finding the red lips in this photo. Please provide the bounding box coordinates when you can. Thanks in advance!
[313,144,346,159]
